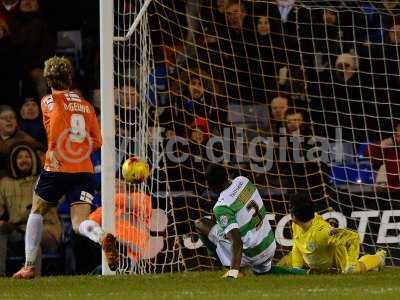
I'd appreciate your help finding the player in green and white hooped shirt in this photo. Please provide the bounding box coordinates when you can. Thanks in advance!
[195,164,276,278]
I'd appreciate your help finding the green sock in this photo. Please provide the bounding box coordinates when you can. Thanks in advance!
[198,234,217,258]
[269,266,307,275]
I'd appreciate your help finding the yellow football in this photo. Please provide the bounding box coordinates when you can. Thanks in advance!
[121,156,150,184]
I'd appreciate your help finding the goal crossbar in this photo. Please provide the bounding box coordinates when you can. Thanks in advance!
[113,0,153,42]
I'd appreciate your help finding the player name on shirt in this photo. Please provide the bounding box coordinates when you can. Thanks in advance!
[64,102,91,114]
[229,180,244,198]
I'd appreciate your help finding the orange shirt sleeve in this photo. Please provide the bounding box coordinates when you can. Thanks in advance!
[41,95,69,151]
[41,96,51,147]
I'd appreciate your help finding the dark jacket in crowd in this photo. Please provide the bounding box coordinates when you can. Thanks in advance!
[19,117,47,146]
[10,11,56,76]
[0,34,19,106]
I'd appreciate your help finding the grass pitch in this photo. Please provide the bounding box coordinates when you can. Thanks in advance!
[0,269,399,300]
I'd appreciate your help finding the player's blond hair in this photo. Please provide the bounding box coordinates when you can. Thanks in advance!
[43,56,73,90]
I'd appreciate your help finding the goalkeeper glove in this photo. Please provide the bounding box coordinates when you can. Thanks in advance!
[222,269,242,279]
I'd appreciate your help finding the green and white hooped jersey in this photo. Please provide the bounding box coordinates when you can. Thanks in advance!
[213,176,275,260]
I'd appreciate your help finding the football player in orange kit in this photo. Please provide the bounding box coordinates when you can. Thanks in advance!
[13,57,119,279]
[89,190,152,263]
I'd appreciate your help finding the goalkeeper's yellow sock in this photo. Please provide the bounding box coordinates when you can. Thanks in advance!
[277,253,292,267]
[358,253,384,272]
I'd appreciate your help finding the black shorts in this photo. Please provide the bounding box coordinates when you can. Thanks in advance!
[35,171,95,206]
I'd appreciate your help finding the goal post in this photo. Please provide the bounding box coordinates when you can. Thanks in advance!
[101,0,400,274]
[100,0,116,275]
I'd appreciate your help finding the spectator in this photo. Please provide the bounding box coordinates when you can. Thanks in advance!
[189,117,210,144]
[151,0,187,46]
[283,109,326,193]
[202,0,228,29]
[161,69,220,192]
[0,105,44,177]
[225,0,247,31]
[0,0,19,20]
[306,9,344,76]
[114,84,139,111]
[286,108,309,136]
[356,23,400,136]
[191,1,229,82]
[10,0,56,99]
[355,1,398,52]
[324,9,337,27]
[263,0,309,103]
[357,1,387,46]
[389,23,400,45]
[0,17,18,107]
[269,95,289,138]
[186,30,225,91]
[277,65,307,106]
[161,68,223,138]
[219,0,254,102]
[0,144,61,276]
[19,98,46,145]
[384,24,400,96]
[256,15,271,36]
[252,100,291,187]
[365,121,400,190]
[268,0,308,68]
[251,94,290,185]
[386,23,400,77]
[186,117,210,193]
[251,15,280,101]
[309,53,372,141]
[149,45,179,107]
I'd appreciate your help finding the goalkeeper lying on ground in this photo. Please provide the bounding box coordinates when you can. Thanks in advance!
[279,193,386,274]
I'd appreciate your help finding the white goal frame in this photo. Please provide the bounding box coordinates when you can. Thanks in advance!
[100,0,154,276]
[100,0,115,275]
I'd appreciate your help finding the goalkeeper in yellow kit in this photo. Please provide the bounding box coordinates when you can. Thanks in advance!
[283,194,386,274]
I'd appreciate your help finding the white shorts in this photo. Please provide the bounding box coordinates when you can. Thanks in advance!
[208,224,276,274]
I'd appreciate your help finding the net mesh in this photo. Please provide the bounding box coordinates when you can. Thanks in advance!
[112,0,400,273]
[114,0,186,273]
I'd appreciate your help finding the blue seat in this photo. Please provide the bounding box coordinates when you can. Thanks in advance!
[357,143,370,160]
[329,161,374,185]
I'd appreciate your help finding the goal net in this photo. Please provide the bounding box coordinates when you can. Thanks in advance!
[108,0,400,273]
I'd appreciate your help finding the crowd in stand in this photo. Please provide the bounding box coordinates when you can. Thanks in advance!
[150,0,400,194]
[0,0,102,276]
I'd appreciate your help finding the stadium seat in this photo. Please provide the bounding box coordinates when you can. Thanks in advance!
[330,161,374,185]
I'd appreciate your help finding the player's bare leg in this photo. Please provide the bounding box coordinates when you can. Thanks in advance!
[71,203,119,271]
[13,194,52,279]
